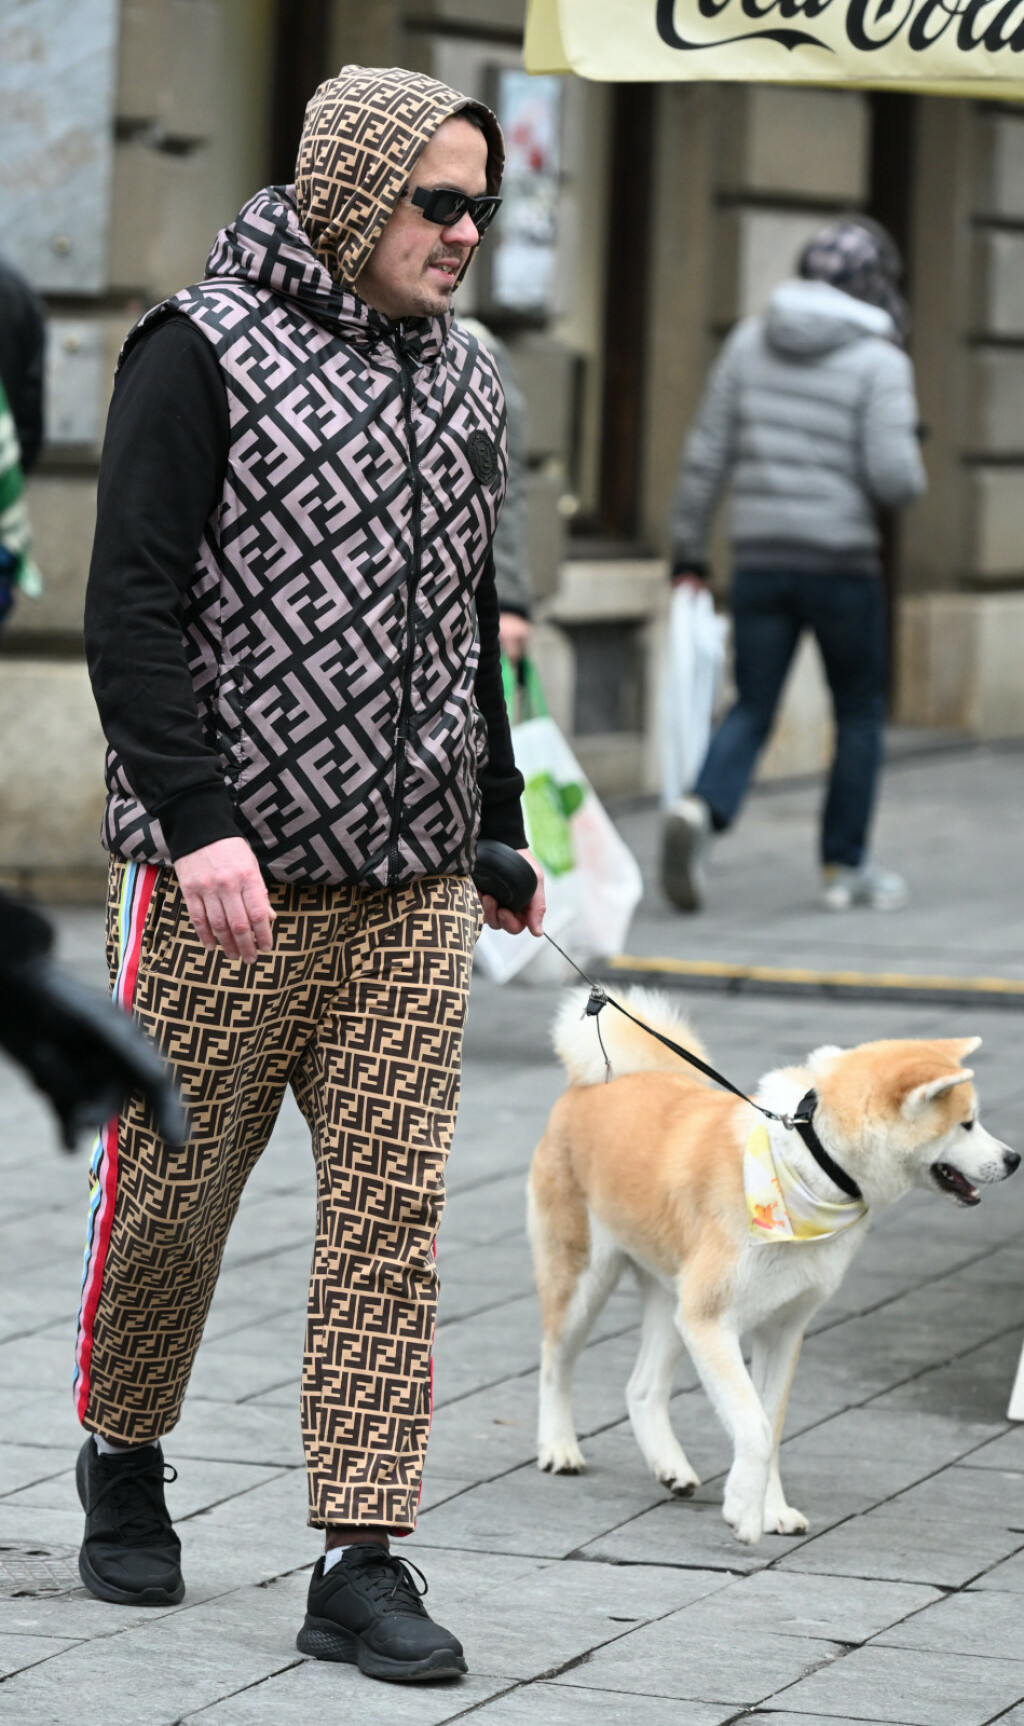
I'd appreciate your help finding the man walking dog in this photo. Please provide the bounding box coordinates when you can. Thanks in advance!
[79,64,543,1683]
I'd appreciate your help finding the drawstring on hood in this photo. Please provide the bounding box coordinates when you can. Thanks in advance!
[294,64,504,289]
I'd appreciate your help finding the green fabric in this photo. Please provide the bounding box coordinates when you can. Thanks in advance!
[0,376,41,597]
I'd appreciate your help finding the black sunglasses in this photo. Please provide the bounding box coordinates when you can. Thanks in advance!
[410,186,502,236]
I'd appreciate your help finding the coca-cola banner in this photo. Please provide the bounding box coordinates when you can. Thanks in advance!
[524,0,1024,96]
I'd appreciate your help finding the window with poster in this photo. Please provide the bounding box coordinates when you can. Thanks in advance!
[479,68,562,323]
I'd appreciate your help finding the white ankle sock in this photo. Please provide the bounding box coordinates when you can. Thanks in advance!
[323,1540,388,1573]
[93,1434,157,1456]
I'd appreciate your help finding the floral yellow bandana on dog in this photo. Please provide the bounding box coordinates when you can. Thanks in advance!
[744,1124,867,1242]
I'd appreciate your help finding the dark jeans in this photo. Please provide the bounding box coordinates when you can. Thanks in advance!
[693,568,886,868]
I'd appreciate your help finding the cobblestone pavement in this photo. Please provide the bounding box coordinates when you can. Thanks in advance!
[2,743,1024,1724]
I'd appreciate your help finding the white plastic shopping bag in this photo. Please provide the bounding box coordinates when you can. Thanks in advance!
[475,662,643,985]
[660,583,728,808]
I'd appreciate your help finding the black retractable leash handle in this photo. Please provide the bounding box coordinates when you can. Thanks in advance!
[472,840,538,914]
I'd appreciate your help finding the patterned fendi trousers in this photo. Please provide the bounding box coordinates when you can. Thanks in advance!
[75,858,481,1530]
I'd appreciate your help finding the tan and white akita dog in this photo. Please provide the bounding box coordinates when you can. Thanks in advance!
[528,987,1019,1546]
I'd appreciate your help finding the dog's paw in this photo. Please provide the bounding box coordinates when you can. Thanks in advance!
[538,1442,586,1475]
[658,1465,700,1498]
[722,1501,764,1545]
[767,1505,809,1536]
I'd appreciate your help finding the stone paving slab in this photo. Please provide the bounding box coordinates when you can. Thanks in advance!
[776,1406,1005,1503]
[748,1716,920,1725]
[871,1330,1024,1426]
[183,1666,513,1724]
[0,1634,79,1677]
[416,1458,674,1561]
[971,1549,1024,1593]
[956,1424,1024,1471]
[0,1580,327,1725]
[580,1497,787,1576]
[772,1643,1024,1725]
[550,1612,843,1706]
[776,1502,1024,1588]
[697,1569,941,1643]
[873,1585,1024,1656]
[3,1456,288,1524]
[415,1556,733,1684]
[0,1441,79,1497]
[455,1684,736,1725]
[166,1399,306,1467]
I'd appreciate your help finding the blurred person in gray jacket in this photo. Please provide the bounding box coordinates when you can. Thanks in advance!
[662,218,926,915]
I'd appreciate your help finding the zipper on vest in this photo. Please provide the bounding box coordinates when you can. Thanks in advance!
[388,334,421,884]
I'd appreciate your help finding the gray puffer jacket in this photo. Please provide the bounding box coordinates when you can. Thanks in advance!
[670,279,926,573]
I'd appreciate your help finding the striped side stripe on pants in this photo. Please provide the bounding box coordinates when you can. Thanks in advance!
[73,861,160,1421]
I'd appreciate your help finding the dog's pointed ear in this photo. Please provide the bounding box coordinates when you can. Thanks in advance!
[903,1071,975,1116]
[929,1035,981,1061]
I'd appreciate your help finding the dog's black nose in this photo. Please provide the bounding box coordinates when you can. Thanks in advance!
[1005,1150,1021,1174]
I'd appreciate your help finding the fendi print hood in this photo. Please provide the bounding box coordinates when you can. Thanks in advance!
[294,63,504,288]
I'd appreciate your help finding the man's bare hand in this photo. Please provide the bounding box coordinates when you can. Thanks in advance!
[174,837,275,964]
[498,611,531,665]
[480,847,545,938]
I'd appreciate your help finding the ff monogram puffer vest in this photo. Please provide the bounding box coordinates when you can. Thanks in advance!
[100,185,507,886]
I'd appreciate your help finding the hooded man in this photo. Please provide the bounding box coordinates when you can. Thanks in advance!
[661,218,926,916]
[78,64,544,1682]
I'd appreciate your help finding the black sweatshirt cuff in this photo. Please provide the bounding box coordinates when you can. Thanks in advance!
[155,782,242,861]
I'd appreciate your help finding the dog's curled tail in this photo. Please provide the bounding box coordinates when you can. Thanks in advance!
[551,985,711,1087]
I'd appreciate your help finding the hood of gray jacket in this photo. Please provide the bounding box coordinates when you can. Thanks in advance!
[765,278,896,358]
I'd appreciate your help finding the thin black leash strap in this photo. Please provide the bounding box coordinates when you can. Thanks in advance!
[543,932,805,1128]
[543,933,863,1200]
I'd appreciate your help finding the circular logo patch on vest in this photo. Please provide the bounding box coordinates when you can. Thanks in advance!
[467,430,498,485]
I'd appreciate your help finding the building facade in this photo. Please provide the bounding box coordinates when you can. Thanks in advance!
[2,0,1022,893]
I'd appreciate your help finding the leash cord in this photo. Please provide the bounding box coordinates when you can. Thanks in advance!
[542,930,810,1131]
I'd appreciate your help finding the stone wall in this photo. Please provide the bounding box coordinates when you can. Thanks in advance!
[896,100,1024,739]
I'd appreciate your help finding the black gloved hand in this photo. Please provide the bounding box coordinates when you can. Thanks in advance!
[0,894,184,1150]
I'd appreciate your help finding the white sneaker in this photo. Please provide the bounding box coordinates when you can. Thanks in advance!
[661,796,711,912]
[821,862,908,912]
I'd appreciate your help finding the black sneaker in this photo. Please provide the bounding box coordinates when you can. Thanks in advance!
[76,1437,184,1606]
[296,1547,467,1682]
